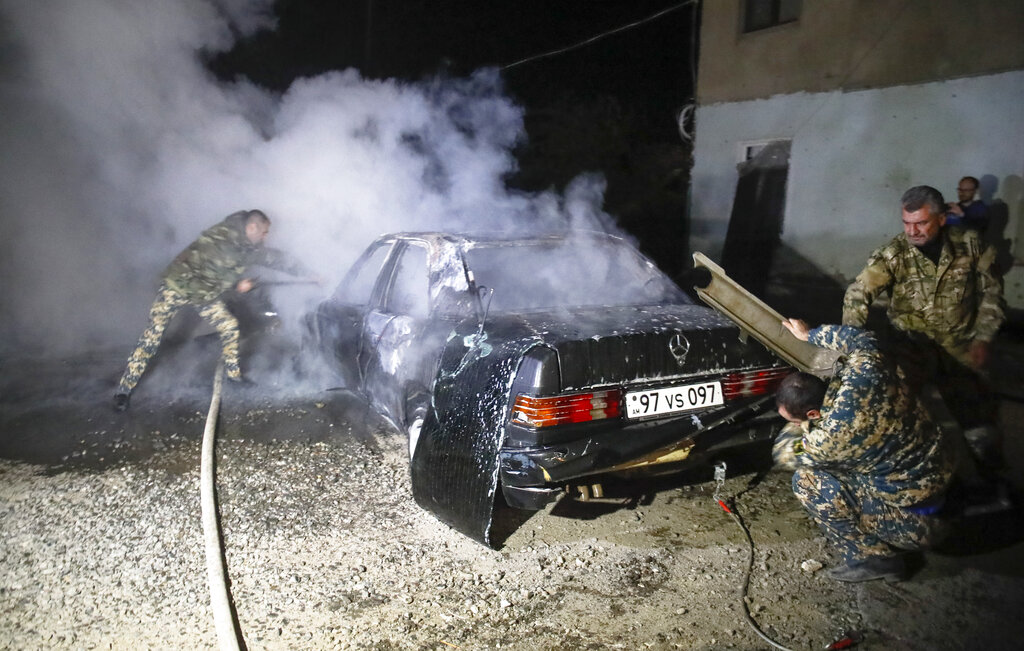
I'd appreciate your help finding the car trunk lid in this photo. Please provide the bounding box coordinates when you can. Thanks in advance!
[488,304,784,391]
[691,252,839,377]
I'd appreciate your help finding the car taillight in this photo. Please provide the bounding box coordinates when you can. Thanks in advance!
[722,367,792,400]
[511,390,622,428]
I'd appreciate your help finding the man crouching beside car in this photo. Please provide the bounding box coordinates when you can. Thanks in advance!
[772,318,953,583]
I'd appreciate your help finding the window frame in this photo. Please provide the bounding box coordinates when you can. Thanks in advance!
[741,0,801,34]
[383,241,430,318]
[332,240,395,306]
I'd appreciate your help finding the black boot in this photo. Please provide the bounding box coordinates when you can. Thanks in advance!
[827,555,906,583]
[113,393,130,412]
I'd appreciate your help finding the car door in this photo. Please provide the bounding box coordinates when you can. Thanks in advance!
[314,239,396,389]
[360,240,432,425]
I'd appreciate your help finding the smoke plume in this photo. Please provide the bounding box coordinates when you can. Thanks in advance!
[0,0,616,357]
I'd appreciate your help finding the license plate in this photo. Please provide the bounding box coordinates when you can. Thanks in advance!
[625,381,724,419]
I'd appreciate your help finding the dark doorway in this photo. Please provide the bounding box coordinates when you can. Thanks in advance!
[720,140,791,299]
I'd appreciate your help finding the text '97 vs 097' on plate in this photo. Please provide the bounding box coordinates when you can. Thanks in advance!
[625,381,723,419]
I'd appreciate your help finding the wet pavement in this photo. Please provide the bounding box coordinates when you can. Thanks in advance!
[0,329,363,469]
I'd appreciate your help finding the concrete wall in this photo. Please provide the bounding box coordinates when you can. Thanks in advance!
[699,0,1024,103]
[690,70,1024,306]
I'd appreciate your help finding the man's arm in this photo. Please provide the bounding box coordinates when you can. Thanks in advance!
[772,422,812,470]
[841,248,893,327]
[254,246,315,279]
[796,324,887,467]
[781,319,879,355]
[972,244,1006,342]
[968,243,1006,368]
[808,323,882,357]
[235,248,321,295]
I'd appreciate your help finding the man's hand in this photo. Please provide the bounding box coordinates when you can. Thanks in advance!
[781,317,811,342]
[946,201,965,217]
[969,340,990,370]
[772,424,805,470]
[236,278,255,293]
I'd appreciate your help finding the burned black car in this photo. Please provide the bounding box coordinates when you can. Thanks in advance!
[306,232,789,545]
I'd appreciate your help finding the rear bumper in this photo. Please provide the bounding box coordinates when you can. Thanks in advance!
[498,396,781,509]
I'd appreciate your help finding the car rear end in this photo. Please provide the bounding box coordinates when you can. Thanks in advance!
[495,305,791,509]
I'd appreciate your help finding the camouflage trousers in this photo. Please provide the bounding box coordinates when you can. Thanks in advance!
[117,284,241,394]
[792,468,948,563]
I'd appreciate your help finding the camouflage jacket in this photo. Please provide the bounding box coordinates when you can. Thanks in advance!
[842,227,1005,362]
[784,325,952,507]
[162,212,307,303]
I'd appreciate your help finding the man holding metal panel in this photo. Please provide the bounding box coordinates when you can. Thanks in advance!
[773,318,953,583]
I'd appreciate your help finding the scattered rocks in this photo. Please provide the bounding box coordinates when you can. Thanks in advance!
[801,559,824,574]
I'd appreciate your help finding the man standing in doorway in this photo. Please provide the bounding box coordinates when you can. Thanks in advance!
[842,185,1006,478]
[114,209,312,411]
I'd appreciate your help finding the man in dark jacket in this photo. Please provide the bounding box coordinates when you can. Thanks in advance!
[773,319,953,582]
[113,210,310,411]
[945,176,989,233]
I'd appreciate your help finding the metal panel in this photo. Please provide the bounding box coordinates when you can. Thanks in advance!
[691,252,839,377]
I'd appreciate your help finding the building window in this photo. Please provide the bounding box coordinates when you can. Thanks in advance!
[743,0,801,33]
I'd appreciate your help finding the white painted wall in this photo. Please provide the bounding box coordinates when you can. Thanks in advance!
[690,70,1024,307]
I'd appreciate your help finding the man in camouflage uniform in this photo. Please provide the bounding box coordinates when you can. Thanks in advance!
[774,319,953,582]
[842,185,1005,473]
[114,210,310,411]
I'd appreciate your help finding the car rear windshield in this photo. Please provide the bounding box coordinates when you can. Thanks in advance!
[463,237,689,312]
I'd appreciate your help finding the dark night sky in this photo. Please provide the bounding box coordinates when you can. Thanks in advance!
[210,0,698,142]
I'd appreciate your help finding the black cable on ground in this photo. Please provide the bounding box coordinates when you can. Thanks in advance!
[713,463,795,651]
[716,499,795,651]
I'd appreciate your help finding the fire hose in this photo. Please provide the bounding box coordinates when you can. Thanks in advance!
[201,362,245,649]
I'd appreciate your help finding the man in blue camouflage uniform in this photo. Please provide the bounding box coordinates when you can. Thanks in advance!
[842,185,1006,474]
[114,210,310,411]
[773,319,953,582]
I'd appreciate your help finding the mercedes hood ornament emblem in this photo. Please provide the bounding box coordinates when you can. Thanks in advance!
[669,333,690,367]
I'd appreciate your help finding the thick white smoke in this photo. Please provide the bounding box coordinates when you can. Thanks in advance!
[0,0,616,356]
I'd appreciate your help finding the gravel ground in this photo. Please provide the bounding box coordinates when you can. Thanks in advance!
[3,347,1024,650]
[0,413,855,650]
